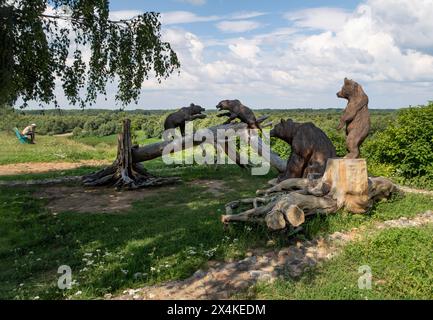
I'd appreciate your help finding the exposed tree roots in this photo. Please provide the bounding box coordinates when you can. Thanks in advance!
[83,119,180,190]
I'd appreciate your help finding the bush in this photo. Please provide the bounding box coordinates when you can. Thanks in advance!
[72,127,83,137]
[364,103,433,179]
[270,137,291,159]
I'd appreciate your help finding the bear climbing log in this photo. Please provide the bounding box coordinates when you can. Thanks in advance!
[216,99,262,131]
[164,103,207,136]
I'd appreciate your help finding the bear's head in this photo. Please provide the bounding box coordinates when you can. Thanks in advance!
[216,99,241,111]
[270,118,298,143]
[188,103,205,115]
[336,78,360,99]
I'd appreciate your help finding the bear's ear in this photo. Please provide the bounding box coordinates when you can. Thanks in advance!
[344,77,349,84]
[190,103,195,107]
[280,119,284,124]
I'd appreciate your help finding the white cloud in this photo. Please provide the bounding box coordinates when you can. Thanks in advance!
[161,11,220,25]
[366,0,433,52]
[148,0,433,109]
[229,11,267,20]
[216,20,262,33]
[109,10,142,21]
[228,38,261,61]
[34,0,433,109]
[285,7,351,32]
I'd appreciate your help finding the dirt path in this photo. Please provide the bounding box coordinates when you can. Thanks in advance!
[0,160,111,176]
[398,186,433,196]
[112,211,433,300]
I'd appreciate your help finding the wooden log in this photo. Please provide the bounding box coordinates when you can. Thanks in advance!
[284,205,305,227]
[84,118,287,190]
[265,211,286,230]
[131,120,286,172]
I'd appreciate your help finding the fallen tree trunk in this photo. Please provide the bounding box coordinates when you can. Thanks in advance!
[84,118,286,190]
[131,117,286,173]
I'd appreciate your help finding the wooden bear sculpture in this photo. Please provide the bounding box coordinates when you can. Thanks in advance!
[336,78,370,159]
[216,99,261,131]
[164,103,206,136]
[270,119,336,182]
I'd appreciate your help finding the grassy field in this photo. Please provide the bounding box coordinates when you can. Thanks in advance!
[0,132,432,300]
[0,132,116,165]
[0,131,161,165]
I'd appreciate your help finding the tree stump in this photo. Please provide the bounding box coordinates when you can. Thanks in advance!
[83,119,180,190]
[320,158,369,213]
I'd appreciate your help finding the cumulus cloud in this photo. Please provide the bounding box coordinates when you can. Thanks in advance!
[38,1,433,109]
[141,0,433,109]
[366,0,433,52]
[216,20,263,33]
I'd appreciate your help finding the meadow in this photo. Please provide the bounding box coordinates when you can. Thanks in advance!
[0,106,432,300]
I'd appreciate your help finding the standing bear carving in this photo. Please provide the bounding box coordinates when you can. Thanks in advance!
[216,99,262,131]
[164,103,206,137]
[336,78,370,159]
[270,119,337,182]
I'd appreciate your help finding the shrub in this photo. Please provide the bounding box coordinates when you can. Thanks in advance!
[364,103,433,179]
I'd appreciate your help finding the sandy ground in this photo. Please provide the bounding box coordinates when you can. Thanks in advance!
[0,160,111,176]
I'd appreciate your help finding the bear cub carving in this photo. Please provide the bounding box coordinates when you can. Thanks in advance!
[216,99,261,131]
[164,103,206,136]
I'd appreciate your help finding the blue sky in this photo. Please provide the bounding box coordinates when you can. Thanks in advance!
[40,0,433,109]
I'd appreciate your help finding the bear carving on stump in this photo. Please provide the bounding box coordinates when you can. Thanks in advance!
[216,99,262,131]
[270,119,337,182]
[164,103,206,136]
[336,78,370,159]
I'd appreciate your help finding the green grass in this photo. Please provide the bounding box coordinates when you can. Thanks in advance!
[1,132,433,300]
[0,131,163,165]
[0,166,276,300]
[301,193,433,239]
[71,134,118,147]
[243,225,433,299]
[0,132,116,165]
[0,169,432,300]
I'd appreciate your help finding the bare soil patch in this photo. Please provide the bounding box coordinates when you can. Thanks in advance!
[33,179,230,214]
[187,179,231,197]
[34,185,173,214]
[0,160,110,176]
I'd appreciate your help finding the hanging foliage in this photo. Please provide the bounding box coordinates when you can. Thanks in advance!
[0,0,180,108]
